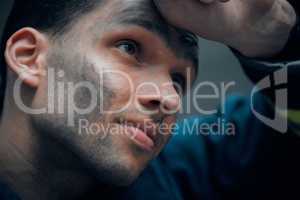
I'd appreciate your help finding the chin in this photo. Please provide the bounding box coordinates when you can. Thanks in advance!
[113,169,141,186]
[93,159,145,187]
[85,147,148,187]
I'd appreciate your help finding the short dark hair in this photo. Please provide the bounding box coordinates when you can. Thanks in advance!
[0,0,103,116]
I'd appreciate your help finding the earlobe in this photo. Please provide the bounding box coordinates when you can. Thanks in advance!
[4,27,48,88]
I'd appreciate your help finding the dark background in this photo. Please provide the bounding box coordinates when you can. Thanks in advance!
[0,0,253,116]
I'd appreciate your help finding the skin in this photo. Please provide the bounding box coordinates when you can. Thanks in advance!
[154,0,300,137]
[1,0,295,199]
[154,0,297,57]
[0,0,198,199]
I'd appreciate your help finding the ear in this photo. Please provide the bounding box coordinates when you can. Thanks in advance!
[4,27,49,88]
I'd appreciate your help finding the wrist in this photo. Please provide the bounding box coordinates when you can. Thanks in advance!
[231,0,297,58]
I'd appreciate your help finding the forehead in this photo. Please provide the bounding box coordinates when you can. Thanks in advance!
[108,0,170,39]
[90,0,199,66]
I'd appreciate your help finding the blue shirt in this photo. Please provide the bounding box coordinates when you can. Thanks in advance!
[93,95,300,199]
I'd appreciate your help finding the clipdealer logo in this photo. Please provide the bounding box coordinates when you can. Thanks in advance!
[251,67,288,133]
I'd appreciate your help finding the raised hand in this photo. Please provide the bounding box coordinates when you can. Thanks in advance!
[154,0,296,57]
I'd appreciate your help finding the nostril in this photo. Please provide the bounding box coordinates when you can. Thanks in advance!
[138,95,162,110]
[147,100,161,110]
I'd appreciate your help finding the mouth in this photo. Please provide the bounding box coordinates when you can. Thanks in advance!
[117,120,159,152]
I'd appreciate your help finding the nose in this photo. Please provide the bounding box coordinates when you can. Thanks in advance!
[137,85,181,114]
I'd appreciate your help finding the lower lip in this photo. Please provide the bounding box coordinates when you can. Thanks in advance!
[123,126,154,152]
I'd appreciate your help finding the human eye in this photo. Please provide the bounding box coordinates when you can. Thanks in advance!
[115,39,140,57]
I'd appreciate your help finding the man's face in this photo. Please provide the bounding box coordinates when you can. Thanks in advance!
[32,0,198,185]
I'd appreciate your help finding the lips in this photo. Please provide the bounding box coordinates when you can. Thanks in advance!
[125,125,155,151]
[118,120,159,152]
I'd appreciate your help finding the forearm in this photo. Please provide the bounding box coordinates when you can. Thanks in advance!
[231,0,297,58]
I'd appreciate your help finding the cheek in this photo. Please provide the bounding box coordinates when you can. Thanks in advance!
[104,71,136,107]
[88,53,140,108]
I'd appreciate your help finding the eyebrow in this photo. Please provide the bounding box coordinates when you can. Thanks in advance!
[109,2,199,72]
